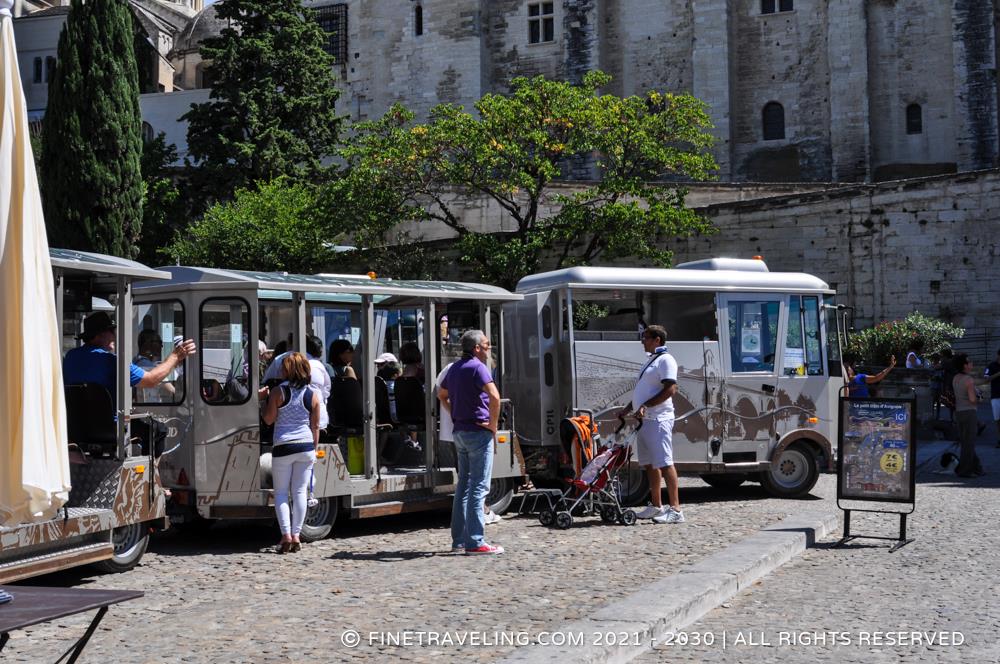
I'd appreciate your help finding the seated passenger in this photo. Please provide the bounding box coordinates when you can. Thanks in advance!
[399,342,424,383]
[64,312,196,396]
[329,339,357,380]
[132,329,177,403]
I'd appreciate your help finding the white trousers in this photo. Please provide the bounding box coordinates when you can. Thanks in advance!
[272,450,316,536]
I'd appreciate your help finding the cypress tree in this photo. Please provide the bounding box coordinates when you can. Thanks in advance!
[182,0,342,209]
[40,0,143,258]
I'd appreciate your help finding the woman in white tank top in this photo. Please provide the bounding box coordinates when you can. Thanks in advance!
[262,353,321,553]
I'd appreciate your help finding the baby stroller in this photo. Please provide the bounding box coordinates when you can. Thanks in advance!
[539,421,639,529]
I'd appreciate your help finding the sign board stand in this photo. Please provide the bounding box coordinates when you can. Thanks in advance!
[835,395,917,553]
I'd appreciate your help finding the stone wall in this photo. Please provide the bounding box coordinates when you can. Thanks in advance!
[674,168,1000,330]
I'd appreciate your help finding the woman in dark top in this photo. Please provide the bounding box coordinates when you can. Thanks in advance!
[952,353,985,478]
[329,339,357,380]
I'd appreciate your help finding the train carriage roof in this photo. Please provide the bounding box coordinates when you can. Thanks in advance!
[132,266,522,302]
[50,248,171,280]
[515,260,833,295]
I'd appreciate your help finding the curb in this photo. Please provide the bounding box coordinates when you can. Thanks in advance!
[495,510,841,664]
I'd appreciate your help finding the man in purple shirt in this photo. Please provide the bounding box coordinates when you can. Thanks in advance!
[438,330,503,555]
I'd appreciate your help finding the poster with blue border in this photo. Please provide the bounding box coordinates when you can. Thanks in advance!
[837,398,916,503]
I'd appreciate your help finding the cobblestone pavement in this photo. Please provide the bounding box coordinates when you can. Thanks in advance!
[639,426,1000,663]
[5,472,836,663]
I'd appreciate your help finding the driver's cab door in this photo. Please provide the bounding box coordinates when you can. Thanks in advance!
[718,295,784,460]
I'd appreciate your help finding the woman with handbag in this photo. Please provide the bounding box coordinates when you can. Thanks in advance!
[262,352,321,553]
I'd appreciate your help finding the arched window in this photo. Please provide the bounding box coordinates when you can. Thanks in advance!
[415,5,423,36]
[762,102,785,141]
[141,121,155,144]
[906,103,922,135]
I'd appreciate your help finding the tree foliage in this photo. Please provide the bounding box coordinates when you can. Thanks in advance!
[847,312,964,366]
[336,71,717,288]
[183,0,343,209]
[165,179,338,273]
[40,0,143,257]
[136,133,182,266]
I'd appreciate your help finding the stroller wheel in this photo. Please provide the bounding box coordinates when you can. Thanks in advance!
[555,511,573,530]
[539,509,555,527]
[600,506,619,523]
[619,509,638,526]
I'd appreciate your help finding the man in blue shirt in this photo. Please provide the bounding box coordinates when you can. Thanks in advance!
[63,312,196,396]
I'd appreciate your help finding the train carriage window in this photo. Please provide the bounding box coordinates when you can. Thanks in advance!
[569,290,717,342]
[200,298,252,405]
[728,300,779,373]
[133,300,186,404]
[803,296,824,375]
[784,297,806,376]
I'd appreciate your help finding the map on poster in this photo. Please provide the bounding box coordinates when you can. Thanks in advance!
[838,399,915,502]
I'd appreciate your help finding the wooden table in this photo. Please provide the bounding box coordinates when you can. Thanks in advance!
[0,585,143,663]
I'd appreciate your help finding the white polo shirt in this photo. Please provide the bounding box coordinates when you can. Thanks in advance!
[631,348,678,420]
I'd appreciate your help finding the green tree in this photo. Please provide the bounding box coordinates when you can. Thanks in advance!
[165,179,338,273]
[183,0,343,209]
[40,0,143,257]
[336,71,717,288]
[847,312,964,366]
[136,133,182,266]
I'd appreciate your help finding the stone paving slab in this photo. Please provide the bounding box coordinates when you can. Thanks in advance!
[498,511,839,664]
[634,430,1000,663]
[1,474,839,663]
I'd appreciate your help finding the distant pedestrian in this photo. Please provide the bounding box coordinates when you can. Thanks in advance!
[952,353,985,478]
[262,353,321,553]
[844,353,895,397]
[985,348,1000,448]
[438,330,503,555]
[905,341,925,369]
[619,324,684,524]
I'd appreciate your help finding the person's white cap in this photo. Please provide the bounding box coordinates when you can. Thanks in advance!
[374,352,399,365]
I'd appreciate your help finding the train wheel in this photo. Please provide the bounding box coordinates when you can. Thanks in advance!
[92,523,149,574]
[299,497,339,542]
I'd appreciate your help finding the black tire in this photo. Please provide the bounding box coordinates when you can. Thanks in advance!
[699,473,749,489]
[620,509,637,526]
[600,506,618,523]
[554,511,573,530]
[92,523,149,574]
[486,478,515,515]
[299,497,339,543]
[539,509,555,527]
[615,463,651,507]
[760,442,819,498]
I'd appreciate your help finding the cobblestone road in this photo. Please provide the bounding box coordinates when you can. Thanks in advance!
[640,425,1000,663]
[6,472,836,663]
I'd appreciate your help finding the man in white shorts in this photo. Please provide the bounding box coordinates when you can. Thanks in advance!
[620,325,684,523]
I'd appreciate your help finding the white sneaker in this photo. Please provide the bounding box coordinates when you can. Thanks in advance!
[484,510,502,525]
[652,507,685,524]
[635,505,666,519]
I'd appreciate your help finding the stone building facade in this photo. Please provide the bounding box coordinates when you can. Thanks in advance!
[673,168,1000,333]
[299,0,1000,184]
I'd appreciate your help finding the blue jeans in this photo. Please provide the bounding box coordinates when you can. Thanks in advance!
[451,428,494,549]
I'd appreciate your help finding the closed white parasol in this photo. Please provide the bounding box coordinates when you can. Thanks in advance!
[0,0,71,525]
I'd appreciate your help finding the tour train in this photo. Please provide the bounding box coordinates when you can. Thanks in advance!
[0,250,841,582]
